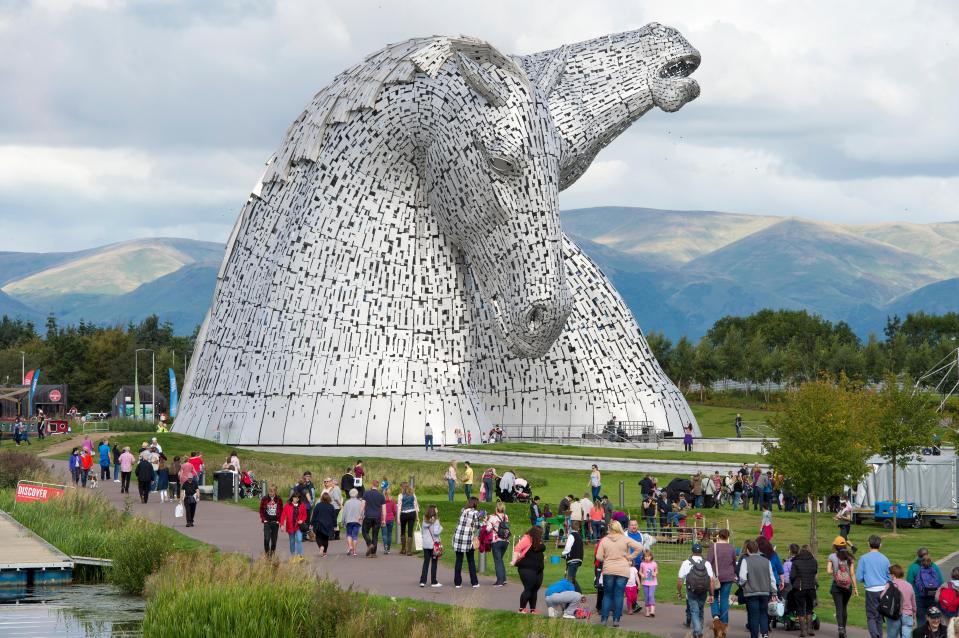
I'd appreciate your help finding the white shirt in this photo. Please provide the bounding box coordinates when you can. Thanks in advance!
[579,498,593,514]
[590,471,601,487]
[678,555,716,580]
[424,425,433,436]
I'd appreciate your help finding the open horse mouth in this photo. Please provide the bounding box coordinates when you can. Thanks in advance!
[659,53,700,79]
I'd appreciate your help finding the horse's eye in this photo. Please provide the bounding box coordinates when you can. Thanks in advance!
[489,155,516,176]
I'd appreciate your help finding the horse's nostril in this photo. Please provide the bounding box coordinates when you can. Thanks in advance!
[526,306,546,333]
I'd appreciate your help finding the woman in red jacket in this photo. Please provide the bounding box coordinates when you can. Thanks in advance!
[279,492,307,560]
[79,449,94,487]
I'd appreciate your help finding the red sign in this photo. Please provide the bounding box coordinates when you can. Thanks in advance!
[49,389,62,402]
[23,369,35,386]
[15,481,66,504]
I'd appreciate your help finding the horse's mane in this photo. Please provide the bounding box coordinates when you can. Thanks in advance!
[261,36,525,184]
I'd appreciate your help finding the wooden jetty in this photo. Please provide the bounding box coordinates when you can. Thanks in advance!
[0,510,73,591]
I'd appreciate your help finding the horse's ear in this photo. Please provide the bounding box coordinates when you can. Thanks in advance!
[454,51,509,108]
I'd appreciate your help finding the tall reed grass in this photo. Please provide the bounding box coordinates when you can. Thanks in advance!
[142,552,643,638]
[0,488,202,593]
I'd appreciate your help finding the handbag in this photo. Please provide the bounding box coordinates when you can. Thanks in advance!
[428,524,443,558]
[414,525,424,552]
[174,503,184,518]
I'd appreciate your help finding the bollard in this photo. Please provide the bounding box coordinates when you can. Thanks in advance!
[233,474,239,503]
[619,480,625,510]
[213,480,219,502]
[479,550,487,574]
[410,474,415,490]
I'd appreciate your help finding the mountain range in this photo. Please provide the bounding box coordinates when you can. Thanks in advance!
[2,208,958,340]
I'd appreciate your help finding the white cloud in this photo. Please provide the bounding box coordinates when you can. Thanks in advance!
[0,0,957,251]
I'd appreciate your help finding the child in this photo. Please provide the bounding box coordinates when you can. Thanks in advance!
[625,562,640,614]
[542,503,553,540]
[640,549,658,617]
[761,504,774,540]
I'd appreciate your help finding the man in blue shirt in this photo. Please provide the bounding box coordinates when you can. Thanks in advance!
[544,577,583,618]
[856,535,891,638]
[98,439,112,482]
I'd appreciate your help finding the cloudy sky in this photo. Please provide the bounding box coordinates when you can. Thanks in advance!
[1,0,957,251]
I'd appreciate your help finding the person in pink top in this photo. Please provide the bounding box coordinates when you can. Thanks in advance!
[885,564,917,638]
[179,458,197,485]
[118,446,135,494]
[640,549,659,617]
[82,435,94,455]
[382,488,398,554]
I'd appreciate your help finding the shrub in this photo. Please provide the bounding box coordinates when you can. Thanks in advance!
[111,517,173,595]
[0,449,57,487]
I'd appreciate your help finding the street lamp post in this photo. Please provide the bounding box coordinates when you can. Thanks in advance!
[135,349,155,421]
[19,351,25,385]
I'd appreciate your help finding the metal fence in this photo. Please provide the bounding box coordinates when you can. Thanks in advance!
[500,421,665,445]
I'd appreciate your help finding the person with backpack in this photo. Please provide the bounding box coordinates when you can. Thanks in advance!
[739,538,779,638]
[452,497,482,588]
[790,545,820,637]
[678,543,715,638]
[561,526,584,592]
[181,473,200,528]
[858,534,892,638]
[827,536,859,638]
[884,564,917,638]
[935,567,959,620]
[135,452,155,503]
[909,549,946,621]
[486,501,510,586]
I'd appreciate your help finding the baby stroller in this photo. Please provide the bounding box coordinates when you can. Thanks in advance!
[496,476,532,503]
[770,586,821,631]
[241,471,262,498]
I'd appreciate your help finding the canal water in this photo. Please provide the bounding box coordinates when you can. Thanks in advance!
[0,583,144,637]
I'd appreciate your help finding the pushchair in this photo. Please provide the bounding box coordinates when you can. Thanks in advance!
[769,586,821,631]
[496,476,532,503]
[241,471,262,498]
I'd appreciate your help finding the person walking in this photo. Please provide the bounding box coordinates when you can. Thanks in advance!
[279,492,307,560]
[397,482,419,555]
[678,543,715,638]
[487,502,510,586]
[858,534,892,638]
[559,525,583,592]
[640,549,658,617]
[683,423,694,452]
[98,439,111,482]
[360,484,386,557]
[512,525,546,614]
[170,456,181,499]
[791,545,820,637]
[320,477,342,541]
[68,448,82,486]
[590,465,602,501]
[596,520,645,627]
[118,446,134,493]
[935,567,959,620]
[909,549,946,621]
[733,474,744,511]
[452,497,482,588]
[760,503,774,540]
[156,454,170,502]
[544,576,582,618]
[424,423,434,451]
[482,466,498,503]
[111,442,121,482]
[311,492,336,558]
[342,488,363,556]
[135,452,154,503]
[181,472,199,527]
[751,465,764,511]
[79,448,93,487]
[259,485,283,557]
[445,462,457,502]
[735,413,742,438]
[419,505,443,587]
[885,564,918,638]
[707,528,738,626]
[382,488,397,554]
[739,538,779,638]
[461,461,474,501]
[827,536,859,638]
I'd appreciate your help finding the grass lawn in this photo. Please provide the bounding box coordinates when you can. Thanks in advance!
[468,442,762,464]
[61,432,957,631]
[690,404,776,438]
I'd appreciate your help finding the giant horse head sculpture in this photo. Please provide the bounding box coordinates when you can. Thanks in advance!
[177,24,701,446]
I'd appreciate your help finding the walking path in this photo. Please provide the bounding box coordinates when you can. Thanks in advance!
[41,457,867,638]
[249,445,744,476]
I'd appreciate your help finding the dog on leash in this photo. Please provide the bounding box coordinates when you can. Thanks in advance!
[712,617,728,638]
[88,473,98,489]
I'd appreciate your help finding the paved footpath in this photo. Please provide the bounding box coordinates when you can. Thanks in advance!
[43,458,865,638]
[250,445,744,476]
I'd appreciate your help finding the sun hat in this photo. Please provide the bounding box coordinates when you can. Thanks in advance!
[832,536,848,547]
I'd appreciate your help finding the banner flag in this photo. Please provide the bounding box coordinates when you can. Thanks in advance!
[23,368,35,386]
[27,368,40,419]
[168,368,178,419]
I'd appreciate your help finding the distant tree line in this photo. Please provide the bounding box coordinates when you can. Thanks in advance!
[0,315,196,413]
[645,309,959,400]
